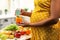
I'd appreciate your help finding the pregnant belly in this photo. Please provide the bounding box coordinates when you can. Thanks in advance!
[30,12,49,23]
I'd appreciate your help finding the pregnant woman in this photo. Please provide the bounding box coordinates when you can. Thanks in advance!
[17,0,60,40]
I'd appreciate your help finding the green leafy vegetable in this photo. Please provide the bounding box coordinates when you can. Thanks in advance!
[3,24,19,31]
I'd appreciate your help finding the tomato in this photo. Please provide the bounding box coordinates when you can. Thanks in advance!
[20,31,26,35]
[14,31,21,38]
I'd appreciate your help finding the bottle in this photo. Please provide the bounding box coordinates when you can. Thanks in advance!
[15,8,20,16]
[16,16,22,24]
[5,9,8,15]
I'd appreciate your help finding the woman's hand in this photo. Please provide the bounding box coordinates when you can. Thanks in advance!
[20,9,27,16]
[20,9,32,17]
[16,22,30,27]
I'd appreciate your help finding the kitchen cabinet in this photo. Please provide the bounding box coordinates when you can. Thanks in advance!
[0,15,16,29]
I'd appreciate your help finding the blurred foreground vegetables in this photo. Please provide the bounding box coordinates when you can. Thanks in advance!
[3,24,19,31]
[0,24,31,39]
[0,33,8,40]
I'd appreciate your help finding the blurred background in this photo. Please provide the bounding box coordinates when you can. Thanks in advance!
[0,0,34,29]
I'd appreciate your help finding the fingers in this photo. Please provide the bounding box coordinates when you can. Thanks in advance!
[20,9,25,12]
[16,23,24,26]
[16,22,29,27]
[20,9,25,15]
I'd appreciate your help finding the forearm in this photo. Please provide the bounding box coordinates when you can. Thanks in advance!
[29,17,58,27]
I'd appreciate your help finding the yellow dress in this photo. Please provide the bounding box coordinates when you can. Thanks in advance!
[30,0,60,40]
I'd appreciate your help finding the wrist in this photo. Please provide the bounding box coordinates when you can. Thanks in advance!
[50,16,57,20]
[28,23,34,27]
[27,23,31,26]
